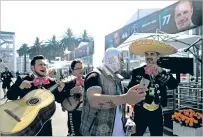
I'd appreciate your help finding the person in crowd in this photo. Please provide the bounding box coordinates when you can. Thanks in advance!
[16,71,20,78]
[80,48,147,136]
[1,67,13,98]
[61,59,85,136]
[128,39,179,136]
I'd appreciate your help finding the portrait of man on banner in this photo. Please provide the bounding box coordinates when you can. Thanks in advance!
[113,31,121,48]
[174,0,195,31]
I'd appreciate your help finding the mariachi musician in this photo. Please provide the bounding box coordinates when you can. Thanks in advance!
[61,59,85,136]
[7,55,66,136]
[127,39,179,136]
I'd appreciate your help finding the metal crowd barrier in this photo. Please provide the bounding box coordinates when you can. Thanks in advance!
[175,82,203,112]
[161,82,203,134]
[171,82,203,135]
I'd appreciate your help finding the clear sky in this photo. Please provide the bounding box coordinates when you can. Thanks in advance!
[1,1,176,66]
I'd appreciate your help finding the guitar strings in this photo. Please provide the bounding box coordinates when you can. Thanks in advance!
[9,81,59,112]
[19,91,54,116]
[7,76,82,119]
[21,84,61,116]
[9,90,45,112]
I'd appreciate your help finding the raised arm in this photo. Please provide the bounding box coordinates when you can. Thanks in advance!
[54,77,79,103]
[86,72,126,109]
[86,72,147,110]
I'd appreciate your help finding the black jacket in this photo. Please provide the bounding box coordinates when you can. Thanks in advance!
[1,71,13,83]
[63,75,86,101]
[7,74,66,103]
[6,74,67,136]
[127,66,179,107]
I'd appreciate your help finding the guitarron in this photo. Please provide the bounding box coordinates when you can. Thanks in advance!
[0,84,59,136]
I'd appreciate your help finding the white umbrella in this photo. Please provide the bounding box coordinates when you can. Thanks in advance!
[117,33,202,51]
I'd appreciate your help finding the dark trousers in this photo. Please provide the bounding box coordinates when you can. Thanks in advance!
[132,105,163,136]
[2,82,11,89]
[37,120,52,136]
[68,110,82,136]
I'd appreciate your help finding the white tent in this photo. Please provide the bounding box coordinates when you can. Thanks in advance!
[49,61,72,70]
[117,33,202,51]
[77,42,89,48]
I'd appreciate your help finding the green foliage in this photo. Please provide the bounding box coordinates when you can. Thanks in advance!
[17,28,93,62]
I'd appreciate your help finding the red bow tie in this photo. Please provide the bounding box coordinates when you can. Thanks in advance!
[144,65,158,76]
[33,77,50,87]
[76,78,84,86]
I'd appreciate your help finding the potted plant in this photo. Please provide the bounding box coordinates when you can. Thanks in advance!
[172,108,203,136]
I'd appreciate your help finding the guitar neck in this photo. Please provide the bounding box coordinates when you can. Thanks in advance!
[48,71,61,93]
[47,83,59,93]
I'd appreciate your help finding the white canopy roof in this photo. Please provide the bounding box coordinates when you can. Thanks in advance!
[49,61,72,69]
[117,33,202,51]
[77,42,89,48]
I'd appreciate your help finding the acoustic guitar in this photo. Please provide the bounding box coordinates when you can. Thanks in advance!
[0,83,59,136]
[61,75,84,112]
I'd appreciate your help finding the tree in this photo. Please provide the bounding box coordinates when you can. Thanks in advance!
[20,28,93,63]
[81,30,91,42]
[28,37,43,60]
[17,43,29,72]
[61,28,76,51]
[33,37,43,55]
[45,35,63,61]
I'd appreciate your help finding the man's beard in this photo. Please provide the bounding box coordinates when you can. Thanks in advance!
[146,58,155,64]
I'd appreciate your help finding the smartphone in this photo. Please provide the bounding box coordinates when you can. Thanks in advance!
[139,78,150,89]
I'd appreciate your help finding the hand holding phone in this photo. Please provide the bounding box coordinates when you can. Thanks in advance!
[139,78,150,89]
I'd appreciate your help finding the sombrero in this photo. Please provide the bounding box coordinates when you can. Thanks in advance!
[129,39,178,56]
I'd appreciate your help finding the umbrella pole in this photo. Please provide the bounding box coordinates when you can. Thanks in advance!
[201,41,202,83]
[201,38,203,113]
[201,39,203,87]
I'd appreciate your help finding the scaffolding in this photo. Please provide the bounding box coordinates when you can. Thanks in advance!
[0,31,16,73]
[175,82,202,112]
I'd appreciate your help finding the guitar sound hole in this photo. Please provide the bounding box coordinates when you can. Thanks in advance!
[73,94,81,100]
[27,98,41,106]
[74,93,81,98]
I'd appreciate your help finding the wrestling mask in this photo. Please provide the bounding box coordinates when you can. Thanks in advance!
[103,48,124,76]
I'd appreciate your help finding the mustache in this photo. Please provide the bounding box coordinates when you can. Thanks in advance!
[147,58,153,61]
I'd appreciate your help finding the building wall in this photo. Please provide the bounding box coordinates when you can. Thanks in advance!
[0,46,14,72]
[16,56,31,73]
[0,31,16,73]
[125,9,160,26]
